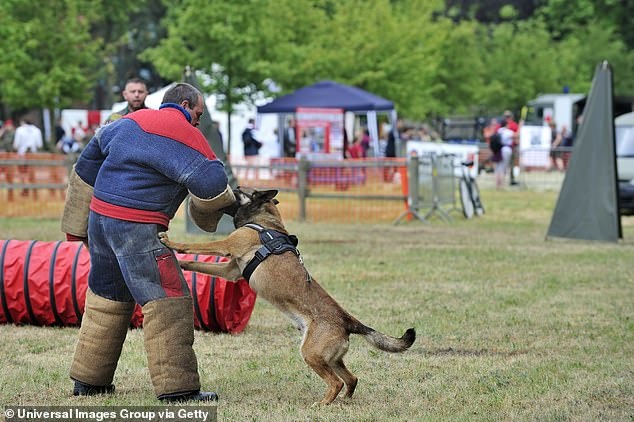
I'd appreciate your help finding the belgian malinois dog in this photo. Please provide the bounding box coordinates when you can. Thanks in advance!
[159,187,416,405]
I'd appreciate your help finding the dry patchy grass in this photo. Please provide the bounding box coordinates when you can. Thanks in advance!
[1,190,633,421]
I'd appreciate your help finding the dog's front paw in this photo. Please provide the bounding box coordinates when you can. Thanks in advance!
[158,232,172,246]
[159,232,185,252]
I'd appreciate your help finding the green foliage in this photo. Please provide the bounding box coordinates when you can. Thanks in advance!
[476,19,563,112]
[144,0,632,120]
[143,0,284,111]
[1,0,633,120]
[0,0,102,109]
[433,18,483,115]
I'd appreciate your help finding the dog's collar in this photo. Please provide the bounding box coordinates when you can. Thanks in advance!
[242,223,300,282]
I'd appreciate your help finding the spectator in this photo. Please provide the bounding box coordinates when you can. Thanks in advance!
[346,129,365,159]
[482,117,500,172]
[106,78,149,123]
[54,118,66,145]
[57,134,82,155]
[494,119,514,189]
[241,118,262,179]
[62,82,233,403]
[561,124,574,147]
[0,119,17,200]
[385,119,405,181]
[283,117,297,158]
[56,119,82,155]
[0,119,16,152]
[503,110,519,132]
[560,124,573,169]
[72,122,87,144]
[360,128,370,157]
[548,120,564,171]
[503,110,520,185]
[13,117,43,197]
[13,118,43,154]
[386,119,404,159]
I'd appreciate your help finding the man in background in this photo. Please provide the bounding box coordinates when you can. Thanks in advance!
[241,118,263,179]
[283,117,297,158]
[13,117,43,197]
[0,119,15,151]
[503,110,520,186]
[106,78,149,123]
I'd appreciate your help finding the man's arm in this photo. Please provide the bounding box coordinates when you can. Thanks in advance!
[184,158,235,232]
[61,131,106,241]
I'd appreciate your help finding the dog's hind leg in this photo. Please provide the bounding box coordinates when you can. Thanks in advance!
[332,359,358,399]
[301,329,344,405]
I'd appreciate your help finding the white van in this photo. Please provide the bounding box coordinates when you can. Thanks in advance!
[616,111,634,214]
[616,112,634,181]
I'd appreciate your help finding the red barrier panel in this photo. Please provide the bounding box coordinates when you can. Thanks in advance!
[0,240,256,333]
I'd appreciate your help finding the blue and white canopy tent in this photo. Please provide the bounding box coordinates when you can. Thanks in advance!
[257,80,397,157]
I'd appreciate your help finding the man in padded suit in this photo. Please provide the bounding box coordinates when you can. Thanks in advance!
[62,83,236,402]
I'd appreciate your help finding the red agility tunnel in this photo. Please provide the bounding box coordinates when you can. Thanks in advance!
[0,239,256,333]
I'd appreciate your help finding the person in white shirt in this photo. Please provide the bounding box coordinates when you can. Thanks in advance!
[494,120,515,189]
[13,118,43,155]
[13,118,43,197]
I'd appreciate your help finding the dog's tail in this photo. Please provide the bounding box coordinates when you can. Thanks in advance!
[349,320,416,353]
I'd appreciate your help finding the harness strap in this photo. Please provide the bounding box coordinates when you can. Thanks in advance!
[242,224,300,282]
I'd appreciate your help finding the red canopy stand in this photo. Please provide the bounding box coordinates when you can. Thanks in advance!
[0,240,256,333]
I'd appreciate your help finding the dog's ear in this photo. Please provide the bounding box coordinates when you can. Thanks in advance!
[255,189,279,204]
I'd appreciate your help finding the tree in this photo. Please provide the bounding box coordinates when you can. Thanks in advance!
[0,0,102,114]
[88,0,167,107]
[143,0,289,154]
[290,0,447,119]
[432,18,484,116]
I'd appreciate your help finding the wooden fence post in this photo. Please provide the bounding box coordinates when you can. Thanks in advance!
[297,156,309,222]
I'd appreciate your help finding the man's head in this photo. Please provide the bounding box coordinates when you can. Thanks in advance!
[122,78,148,112]
[162,83,205,127]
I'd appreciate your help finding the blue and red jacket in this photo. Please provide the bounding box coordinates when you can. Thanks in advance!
[74,103,228,228]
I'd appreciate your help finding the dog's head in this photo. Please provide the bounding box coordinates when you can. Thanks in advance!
[227,187,281,228]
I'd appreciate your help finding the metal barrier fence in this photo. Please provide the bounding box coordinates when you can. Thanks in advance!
[234,154,470,224]
[393,153,459,224]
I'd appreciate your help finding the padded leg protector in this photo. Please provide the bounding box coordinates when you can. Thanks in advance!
[69,289,135,386]
[142,296,201,398]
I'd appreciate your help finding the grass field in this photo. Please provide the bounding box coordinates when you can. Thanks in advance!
[1,189,633,421]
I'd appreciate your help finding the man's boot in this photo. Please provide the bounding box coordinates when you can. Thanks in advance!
[70,289,135,395]
[142,296,218,402]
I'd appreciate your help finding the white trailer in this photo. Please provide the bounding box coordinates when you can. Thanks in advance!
[518,93,585,168]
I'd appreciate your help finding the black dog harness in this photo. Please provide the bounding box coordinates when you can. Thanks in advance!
[242,223,304,282]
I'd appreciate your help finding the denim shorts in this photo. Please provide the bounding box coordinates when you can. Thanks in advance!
[87,211,190,305]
